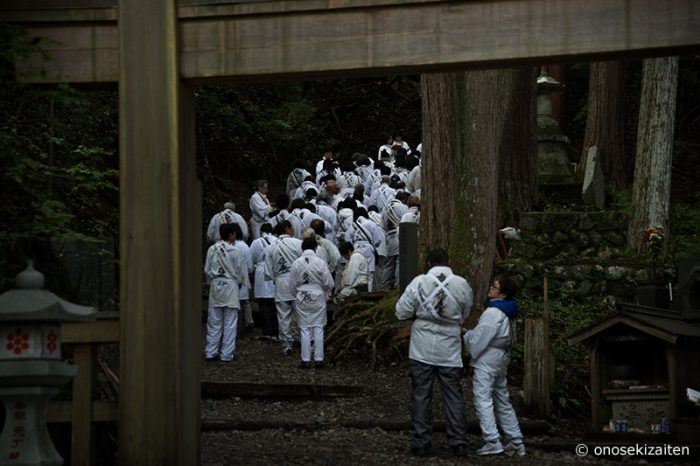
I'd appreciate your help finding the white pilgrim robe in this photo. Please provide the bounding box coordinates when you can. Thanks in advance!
[206,209,249,243]
[290,250,334,327]
[395,266,472,367]
[250,233,277,299]
[249,191,273,239]
[204,240,250,309]
[264,234,303,302]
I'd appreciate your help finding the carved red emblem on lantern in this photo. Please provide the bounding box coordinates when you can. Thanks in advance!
[6,328,30,355]
[46,329,58,354]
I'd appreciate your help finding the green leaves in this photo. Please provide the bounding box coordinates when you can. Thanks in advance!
[0,25,118,293]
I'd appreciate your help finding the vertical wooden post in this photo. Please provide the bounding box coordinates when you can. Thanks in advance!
[523,276,551,417]
[119,1,201,464]
[398,222,418,292]
[71,344,96,466]
[589,341,601,431]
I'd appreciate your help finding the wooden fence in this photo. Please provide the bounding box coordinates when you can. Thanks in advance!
[48,312,119,466]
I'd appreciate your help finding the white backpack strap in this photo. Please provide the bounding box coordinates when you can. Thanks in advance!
[276,239,297,273]
[419,274,459,324]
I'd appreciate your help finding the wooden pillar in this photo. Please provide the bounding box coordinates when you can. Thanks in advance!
[523,317,551,417]
[589,341,601,431]
[398,222,419,292]
[547,65,567,130]
[71,344,96,466]
[523,277,551,418]
[119,1,202,465]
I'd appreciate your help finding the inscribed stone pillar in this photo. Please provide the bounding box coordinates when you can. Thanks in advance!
[119,1,201,464]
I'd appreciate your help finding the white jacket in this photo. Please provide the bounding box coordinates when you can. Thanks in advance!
[344,217,387,272]
[264,235,303,302]
[369,184,395,212]
[315,236,341,274]
[206,209,249,243]
[336,208,354,243]
[235,240,253,300]
[406,165,421,194]
[250,233,277,299]
[382,199,409,257]
[204,241,250,309]
[400,207,420,225]
[338,171,361,198]
[338,252,369,298]
[249,191,272,239]
[290,250,334,327]
[463,305,514,375]
[395,266,473,367]
[286,168,311,196]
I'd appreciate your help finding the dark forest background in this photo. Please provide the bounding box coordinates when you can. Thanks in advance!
[1,24,699,301]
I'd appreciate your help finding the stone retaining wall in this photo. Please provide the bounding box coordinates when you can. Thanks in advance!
[511,211,630,261]
[497,210,672,299]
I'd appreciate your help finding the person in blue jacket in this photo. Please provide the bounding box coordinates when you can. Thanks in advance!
[463,274,526,457]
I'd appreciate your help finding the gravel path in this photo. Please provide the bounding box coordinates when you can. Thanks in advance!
[200,324,694,465]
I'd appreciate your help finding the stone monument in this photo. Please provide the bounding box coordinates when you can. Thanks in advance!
[537,68,573,181]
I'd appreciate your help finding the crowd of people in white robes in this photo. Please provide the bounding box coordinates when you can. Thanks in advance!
[204,132,423,365]
[203,132,525,457]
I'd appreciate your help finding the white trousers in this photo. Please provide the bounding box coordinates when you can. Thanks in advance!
[276,300,295,350]
[205,306,238,361]
[300,326,324,362]
[472,367,523,443]
[250,220,262,240]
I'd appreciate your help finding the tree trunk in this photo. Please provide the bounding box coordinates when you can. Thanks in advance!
[421,70,500,306]
[419,72,464,255]
[628,57,679,256]
[580,61,629,190]
[496,67,538,227]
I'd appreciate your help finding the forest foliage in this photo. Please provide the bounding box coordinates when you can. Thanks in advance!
[2,24,699,415]
[1,22,699,298]
[0,24,118,294]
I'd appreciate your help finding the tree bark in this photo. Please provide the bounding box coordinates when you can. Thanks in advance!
[496,67,538,227]
[419,72,464,255]
[421,70,499,306]
[628,56,679,256]
[580,61,630,190]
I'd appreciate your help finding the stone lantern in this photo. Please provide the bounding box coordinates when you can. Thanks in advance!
[537,67,573,181]
[0,261,96,465]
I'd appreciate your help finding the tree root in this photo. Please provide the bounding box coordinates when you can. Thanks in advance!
[326,290,411,369]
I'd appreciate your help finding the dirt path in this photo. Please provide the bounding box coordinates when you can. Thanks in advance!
[200,325,692,465]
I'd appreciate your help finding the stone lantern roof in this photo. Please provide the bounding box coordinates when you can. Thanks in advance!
[0,260,96,323]
[536,68,562,93]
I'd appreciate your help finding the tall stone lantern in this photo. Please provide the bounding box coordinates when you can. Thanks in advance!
[537,67,573,181]
[0,261,96,465]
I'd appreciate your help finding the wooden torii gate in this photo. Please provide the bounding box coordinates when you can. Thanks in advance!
[2,1,699,464]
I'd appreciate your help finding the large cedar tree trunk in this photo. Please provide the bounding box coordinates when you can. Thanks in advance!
[496,67,538,227]
[421,71,499,305]
[419,72,465,254]
[628,57,679,256]
[580,61,630,190]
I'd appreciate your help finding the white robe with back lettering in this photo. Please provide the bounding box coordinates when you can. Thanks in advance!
[204,240,250,309]
[206,209,249,243]
[264,234,303,302]
[290,249,334,328]
[395,266,473,367]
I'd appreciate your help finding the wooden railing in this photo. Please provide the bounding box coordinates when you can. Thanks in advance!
[48,311,119,466]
